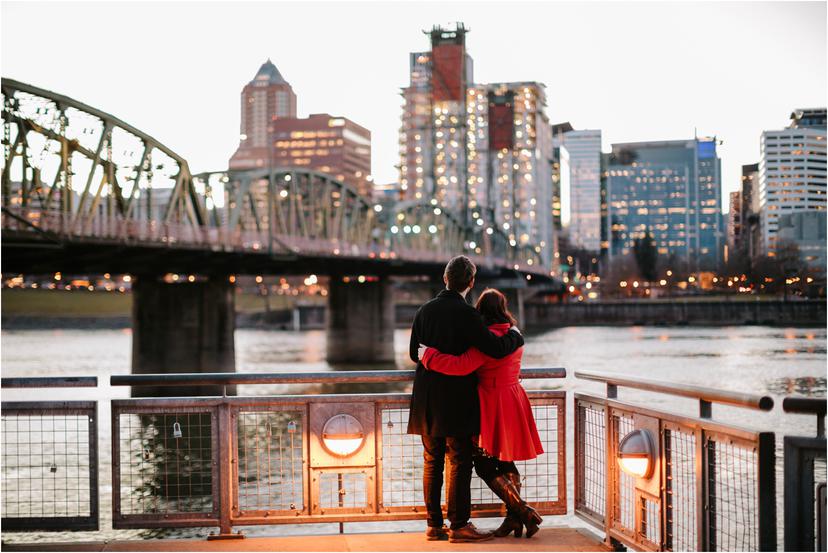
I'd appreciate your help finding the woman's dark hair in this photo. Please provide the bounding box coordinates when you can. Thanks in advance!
[474,288,517,326]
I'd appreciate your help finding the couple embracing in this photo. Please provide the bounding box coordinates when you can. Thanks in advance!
[407,255,544,543]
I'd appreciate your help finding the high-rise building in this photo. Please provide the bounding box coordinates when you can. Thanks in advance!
[550,122,574,233]
[398,24,473,211]
[465,82,555,266]
[560,130,602,252]
[727,191,742,251]
[238,60,297,150]
[230,60,372,196]
[738,162,762,260]
[758,108,827,256]
[605,138,723,270]
[398,24,557,269]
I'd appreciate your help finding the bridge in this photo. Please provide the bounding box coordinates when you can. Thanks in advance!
[1,78,554,380]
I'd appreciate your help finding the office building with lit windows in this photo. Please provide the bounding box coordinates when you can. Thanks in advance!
[230,60,373,197]
[550,122,574,232]
[758,108,826,256]
[234,59,297,148]
[559,129,602,252]
[727,190,742,251]
[398,24,557,269]
[398,24,474,211]
[605,138,723,270]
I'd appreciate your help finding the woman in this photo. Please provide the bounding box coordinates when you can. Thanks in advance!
[417,288,544,538]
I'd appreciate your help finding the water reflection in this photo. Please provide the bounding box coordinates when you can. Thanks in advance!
[766,376,827,396]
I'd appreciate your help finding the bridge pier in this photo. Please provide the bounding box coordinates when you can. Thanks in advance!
[501,288,526,328]
[327,276,395,363]
[131,275,236,396]
[472,280,526,327]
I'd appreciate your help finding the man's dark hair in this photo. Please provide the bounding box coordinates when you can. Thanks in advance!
[444,255,476,292]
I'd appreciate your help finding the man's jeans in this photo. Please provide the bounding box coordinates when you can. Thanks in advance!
[421,435,474,530]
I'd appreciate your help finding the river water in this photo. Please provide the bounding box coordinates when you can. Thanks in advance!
[1,325,825,544]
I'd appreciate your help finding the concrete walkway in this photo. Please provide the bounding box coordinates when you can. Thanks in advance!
[3,528,609,552]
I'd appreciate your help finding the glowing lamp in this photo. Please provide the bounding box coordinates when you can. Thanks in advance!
[321,414,365,457]
[617,429,655,479]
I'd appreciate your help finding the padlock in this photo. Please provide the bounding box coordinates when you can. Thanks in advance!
[173,422,183,439]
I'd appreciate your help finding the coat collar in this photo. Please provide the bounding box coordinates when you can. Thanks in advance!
[437,289,466,302]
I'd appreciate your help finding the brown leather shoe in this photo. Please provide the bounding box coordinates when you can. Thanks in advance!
[426,525,449,541]
[449,522,494,543]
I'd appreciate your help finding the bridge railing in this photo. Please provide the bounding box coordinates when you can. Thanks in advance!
[573,370,777,552]
[108,368,566,537]
[0,377,100,532]
[2,206,544,273]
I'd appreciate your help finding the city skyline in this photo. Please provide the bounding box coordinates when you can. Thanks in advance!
[1,1,825,219]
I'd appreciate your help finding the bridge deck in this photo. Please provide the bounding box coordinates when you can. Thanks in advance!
[3,528,609,552]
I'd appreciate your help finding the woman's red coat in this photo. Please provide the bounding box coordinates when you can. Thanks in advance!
[421,322,544,462]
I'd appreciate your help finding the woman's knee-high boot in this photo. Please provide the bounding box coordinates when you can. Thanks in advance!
[492,473,523,537]
[487,474,543,538]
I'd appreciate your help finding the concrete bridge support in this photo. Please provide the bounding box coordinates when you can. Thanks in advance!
[327,276,395,363]
[501,288,526,328]
[472,279,526,327]
[131,275,236,396]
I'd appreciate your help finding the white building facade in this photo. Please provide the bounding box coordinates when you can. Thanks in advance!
[759,108,827,255]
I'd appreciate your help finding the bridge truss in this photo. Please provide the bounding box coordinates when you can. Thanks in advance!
[2,78,544,273]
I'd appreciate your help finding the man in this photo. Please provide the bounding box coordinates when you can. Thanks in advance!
[407,255,524,543]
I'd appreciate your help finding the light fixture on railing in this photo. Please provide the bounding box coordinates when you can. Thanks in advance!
[321,414,365,457]
[617,429,655,479]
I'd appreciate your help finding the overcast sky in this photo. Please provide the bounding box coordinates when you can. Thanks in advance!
[2,1,825,215]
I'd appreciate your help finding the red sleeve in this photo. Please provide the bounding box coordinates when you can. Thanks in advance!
[422,347,487,376]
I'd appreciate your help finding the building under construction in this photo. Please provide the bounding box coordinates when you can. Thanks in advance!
[398,23,558,272]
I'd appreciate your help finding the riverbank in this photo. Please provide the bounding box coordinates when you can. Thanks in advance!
[3,289,825,330]
[524,299,827,328]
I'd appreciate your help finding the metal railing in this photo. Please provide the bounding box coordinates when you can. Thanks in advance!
[782,397,827,552]
[573,370,776,552]
[109,369,566,537]
[1,377,99,531]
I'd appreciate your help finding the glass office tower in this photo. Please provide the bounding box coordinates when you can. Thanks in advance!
[560,130,602,252]
[606,138,723,271]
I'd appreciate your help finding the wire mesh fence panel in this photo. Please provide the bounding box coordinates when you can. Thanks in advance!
[513,402,560,503]
[664,426,698,552]
[319,472,368,510]
[379,406,432,508]
[236,410,304,513]
[612,412,636,534]
[1,402,97,530]
[117,411,214,516]
[575,400,606,520]
[381,397,564,513]
[641,495,660,546]
[707,436,759,552]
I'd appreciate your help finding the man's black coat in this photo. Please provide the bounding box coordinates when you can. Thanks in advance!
[406,289,524,437]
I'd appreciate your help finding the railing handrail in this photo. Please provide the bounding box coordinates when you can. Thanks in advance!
[1,376,98,388]
[782,396,827,416]
[111,367,566,387]
[574,369,773,411]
